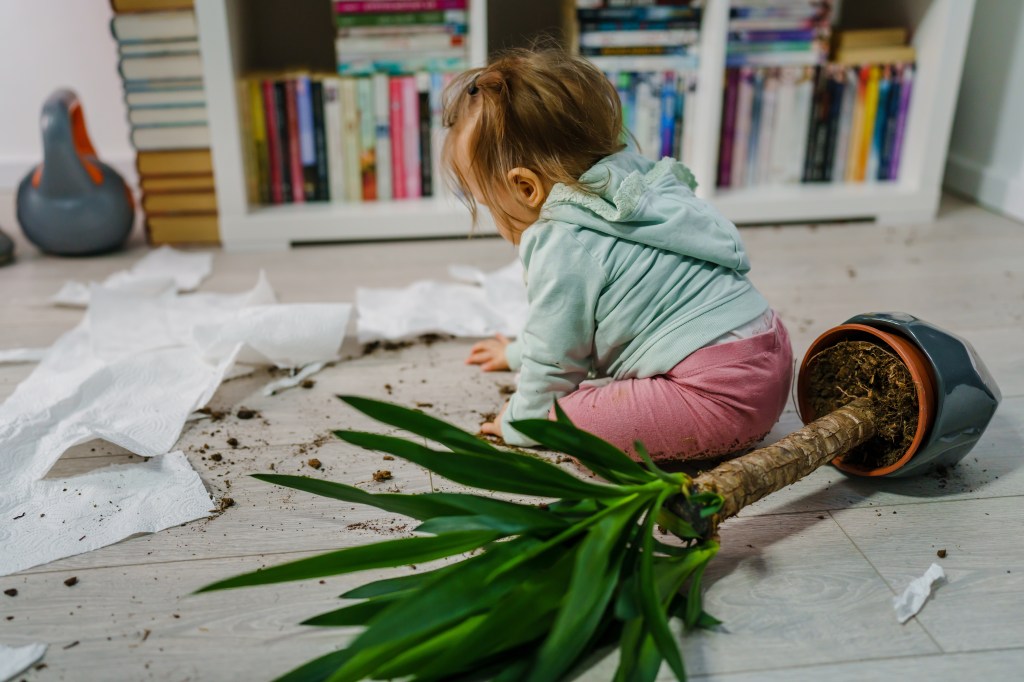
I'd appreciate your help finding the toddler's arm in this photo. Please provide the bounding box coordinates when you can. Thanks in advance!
[466,334,512,372]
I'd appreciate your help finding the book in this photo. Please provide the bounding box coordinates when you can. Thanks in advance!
[755,68,778,185]
[137,149,212,175]
[123,78,203,92]
[731,67,754,188]
[131,124,209,150]
[867,66,892,181]
[833,45,916,66]
[125,88,205,108]
[311,80,330,201]
[357,77,378,200]
[888,64,914,180]
[284,79,306,203]
[111,0,194,12]
[878,66,902,181]
[119,53,203,81]
[788,67,814,184]
[389,77,406,199]
[660,71,678,159]
[581,45,694,57]
[335,1,468,14]
[248,79,269,204]
[746,69,764,184]
[373,73,393,201]
[147,214,219,245]
[335,33,465,56]
[718,68,740,188]
[680,73,698,166]
[821,68,845,182]
[833,28,908,50]
[272,81,293,202]
[416,73,433,197]
[726,50,820,67]
[119,39,200,57]
[263,80,285,204]
[579,29,700,48]
[854,65,881,182]
[335,9,468,28]
[844,66,868,182]
[766,66,796,185]
[128,106,207,126]
[340,78,363,202]
[296,76,318,201]
[401,75,421,199]
[140,174,215,192]
[322,77,347,202]
[580,20,700,33]
[830,67,857,183]
[337,23,467,38]
[586,55,699,73]
[110,11,198,42]
[802,66,827,182]
[577,7,700,23]
[142,191,217,214]
[729,29,818,42]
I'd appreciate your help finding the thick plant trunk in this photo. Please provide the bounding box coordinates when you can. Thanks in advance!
[668,397,876,536]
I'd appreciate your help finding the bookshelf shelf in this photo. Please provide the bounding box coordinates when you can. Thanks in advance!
[195,0,974,251]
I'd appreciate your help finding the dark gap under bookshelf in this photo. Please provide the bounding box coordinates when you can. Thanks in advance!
[237,0,336,74]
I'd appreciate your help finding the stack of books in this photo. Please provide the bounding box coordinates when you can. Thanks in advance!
[110,0,218,244]
[241,1,468,206]
[575,1,703,164]
[726,0,832,67]
[716,24,916,189]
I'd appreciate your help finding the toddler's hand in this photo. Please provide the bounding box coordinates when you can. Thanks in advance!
[481,402,508,438]
[466,334,511,372]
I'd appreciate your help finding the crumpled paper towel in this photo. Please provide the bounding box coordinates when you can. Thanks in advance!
[356,260,527,342]
[0,642,47,682]
[894,562,946,623]
[0,348,47,364]
[1,269,350,576]
[51,246,213,307]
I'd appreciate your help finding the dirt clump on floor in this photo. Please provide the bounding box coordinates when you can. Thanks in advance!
[236,407,259,420]
[373,470,393,482]
[804,340,919,470]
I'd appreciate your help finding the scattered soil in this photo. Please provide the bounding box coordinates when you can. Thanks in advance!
[236,407,258,420]
[384,383,393,395]
[804,340,918,470]
[937,549,947,558]
[373,470,393,482]
[197,407,227,421]
[415,401,434,408]
[219,497,235,511]
[308,458,322,469]
[226,438,239,448]
[382,455,394,461]
[3,589,16,597]
[480,411,498,424]
[300,379,316,389]
[498,384,516,397]
[361,333,453,356]
[346,520,409,534]
[63,641,80,650]
[210,453,223,462]
[64,577,78,587]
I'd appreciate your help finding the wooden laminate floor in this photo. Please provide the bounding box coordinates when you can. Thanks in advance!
[0,194,1021,681]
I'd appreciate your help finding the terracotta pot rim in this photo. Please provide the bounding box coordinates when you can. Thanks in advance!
[797,323,937,477]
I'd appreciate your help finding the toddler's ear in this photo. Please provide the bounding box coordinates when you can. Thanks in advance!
[507,167,547,210]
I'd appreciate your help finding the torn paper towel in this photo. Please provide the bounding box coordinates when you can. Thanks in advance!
[51,246,213,307]
[894,563,946,623]
[262,361,329,396]
[357,260,526,342]
[1,272,350,576]
[0,642,47,682]
[0,348,48,364]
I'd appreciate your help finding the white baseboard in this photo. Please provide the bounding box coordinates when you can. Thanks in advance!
[0,154,138,191]
[944,153,1024,224]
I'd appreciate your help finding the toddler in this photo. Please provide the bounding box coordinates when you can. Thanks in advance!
[444,49,793,462]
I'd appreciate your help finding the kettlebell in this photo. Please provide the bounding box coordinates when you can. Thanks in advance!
[17,89,134,256]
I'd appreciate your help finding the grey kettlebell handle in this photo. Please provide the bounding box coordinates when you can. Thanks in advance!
[37,88,102,197]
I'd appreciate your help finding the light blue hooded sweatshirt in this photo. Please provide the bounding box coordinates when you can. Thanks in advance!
[501,151,769,447]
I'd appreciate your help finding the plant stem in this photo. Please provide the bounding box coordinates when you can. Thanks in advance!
[668,398,876,537]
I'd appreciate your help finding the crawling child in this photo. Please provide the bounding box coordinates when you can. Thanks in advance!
[445,49,792,462]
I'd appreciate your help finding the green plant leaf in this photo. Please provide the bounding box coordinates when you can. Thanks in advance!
[656,508,701,540]
[637,491,687,681]
[273,649,352,682]
[684,560,711,629]
[338,395,502,456]
[415,513,564,536]
[301,596,399,627]
[336,430,625,500]
[670,596,723,630]
[527,496,648,682]
[251,474,465,520]
[340,564,456,599]
[509,417,651,485]
[195,531,500,593]
[634,441,681,486]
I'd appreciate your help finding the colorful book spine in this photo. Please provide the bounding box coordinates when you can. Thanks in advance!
[296,75,318,201]
[854,65,881,182]
[373,73,393,201]
[879,67,902,181]
[311,80,330,200]
[746,68,764,185]
[718,69,740,188]
[579,29,700,48]
[340,77,362,202]
[659,71,677,159]
[357,77,378,201]
[390,76,406,199]
[888,64,914,180]
[248,80,269,204]
[821,69,845,182]
[766,67,796,185]
[335,9,467,28]
[284,79,305,203]
[788,67,814,184]
[401,75,421,199]
[322,78,346,202]
[731,67,754,188]
[273,81,293,203]
[334,0,467,14]
[416,73,433,197]
[577,7,701,23]
[262,80,283,204]
[867,66,891,182]
[755,69,778,185]
[830,67,857,183]
[581,45,693,57]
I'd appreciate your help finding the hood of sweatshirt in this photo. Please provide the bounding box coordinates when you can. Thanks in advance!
[540,151,750,273]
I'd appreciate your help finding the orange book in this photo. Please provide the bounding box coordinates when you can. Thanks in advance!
[110,0,194,12]
[146,214,219,245]
[137,149,212,176]
[142,191,217,214]
[853,66,881,182]
[844,66,869,182]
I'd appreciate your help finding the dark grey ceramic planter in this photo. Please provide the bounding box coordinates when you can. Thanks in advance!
[843,312,1001,478]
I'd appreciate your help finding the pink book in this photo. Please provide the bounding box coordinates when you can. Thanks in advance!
[262,80,283,204]
[335,0,466,13]
[389,77,406,199]
[401,75,422,199]
[284,79,305,203]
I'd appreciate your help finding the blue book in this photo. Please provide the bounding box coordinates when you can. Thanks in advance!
[577,7,701,23]
[747,69,764,184]
[879,69,903,180]
[869,69,893,181]
[295,75,318,201]
[659,72,677,158]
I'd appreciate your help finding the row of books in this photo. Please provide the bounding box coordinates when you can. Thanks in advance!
[604,70,699,165]
[333,0,470,75]
[109,0,219,244]
[726,0,833,67]
[240,72,452,206]
[716,61,915,189]
[575,1,701,58]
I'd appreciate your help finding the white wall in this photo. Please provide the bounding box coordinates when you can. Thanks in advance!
[944,0,1024,222]
[0,0,134,189]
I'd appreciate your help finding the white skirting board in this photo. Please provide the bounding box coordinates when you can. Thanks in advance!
[944,152,1024,223]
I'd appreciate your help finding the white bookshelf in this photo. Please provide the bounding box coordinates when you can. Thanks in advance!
[195,0,974,250]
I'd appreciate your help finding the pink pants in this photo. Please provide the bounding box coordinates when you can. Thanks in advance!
[554,313,793,462]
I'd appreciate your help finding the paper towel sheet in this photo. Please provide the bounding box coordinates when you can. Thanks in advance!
[0,642,47,682]
[356,260,527,342]
[0,348,47,364]
[894,563,946,623]
[51,246,213,307]
[1,270,351,576]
